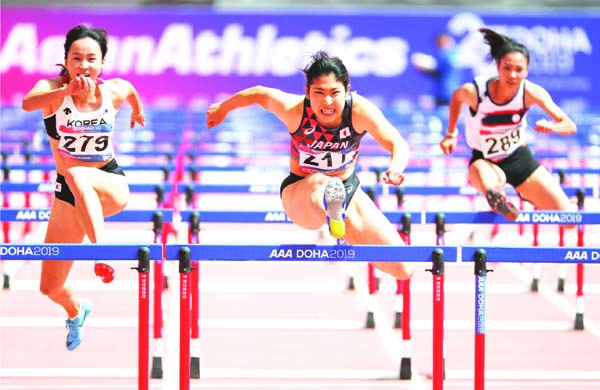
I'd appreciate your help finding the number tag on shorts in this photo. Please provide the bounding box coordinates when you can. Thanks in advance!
[482,126,522,160]
[58,125,114,162]
[298,146,355,173]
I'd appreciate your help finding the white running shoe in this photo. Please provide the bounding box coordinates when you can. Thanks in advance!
[324,177,347,239]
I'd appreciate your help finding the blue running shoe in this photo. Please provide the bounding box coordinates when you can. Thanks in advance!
[65,300,92,351]
[324,177,346,239]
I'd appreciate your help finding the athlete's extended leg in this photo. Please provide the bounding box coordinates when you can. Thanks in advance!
[343,189,414,280]
[40,199,91,350]
[516,166,576,227]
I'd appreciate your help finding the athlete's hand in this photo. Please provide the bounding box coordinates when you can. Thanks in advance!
[130,111,145,129]
[64,74,95,96]
[534,118,555,134]
[382,169,405,186]
[206,102,227,129]
[439,133,458,155]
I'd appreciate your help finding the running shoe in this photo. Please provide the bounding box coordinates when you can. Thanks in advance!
[65,299,92,351]
[324,177,346,239]
[486,188,519,221]
[94,261,115,283]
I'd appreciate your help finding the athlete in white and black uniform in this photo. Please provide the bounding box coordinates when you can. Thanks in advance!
[22,25,145,351]
[44,76,124,206]
[440,27,577,221]
[207,51,414,281]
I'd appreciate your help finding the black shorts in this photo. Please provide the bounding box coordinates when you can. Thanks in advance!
[469,145,541,187]
[55,159,125,206]
[280,172,360,209]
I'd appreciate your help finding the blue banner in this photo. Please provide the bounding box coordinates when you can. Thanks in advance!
[1,8,598,110]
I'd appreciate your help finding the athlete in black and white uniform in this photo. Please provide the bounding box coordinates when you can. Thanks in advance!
[22,25,145,350]
[440,28,577,221]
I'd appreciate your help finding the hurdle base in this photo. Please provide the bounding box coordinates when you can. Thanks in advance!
[2,274,9,289]
[399,357,412,379]
[557,278,565,293]
[365,312,375,329]
[347,276,355,290]
[394,312,402,329]
[574,313,585,330]
[530,278,539,292]
[151,356,163,379]
[191,356,201,379]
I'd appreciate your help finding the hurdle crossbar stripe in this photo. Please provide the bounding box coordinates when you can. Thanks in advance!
[164,244,458,262]
[0,244,163,261]
[0,208,173,222]
[462,246,600,264]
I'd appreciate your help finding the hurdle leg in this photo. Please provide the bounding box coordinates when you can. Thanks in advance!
[365,263,377,329]
[530,222,540,292]
[556,225,566,292]
[179,247,192,390]
[188,213,201,379]
[151,258,165,379]
[399,278,412,380]
[395,213,411,329]
[474,249,490,390]
[190,261,201,378]
[428,249,445,390]
[574,190,585,330]
[135,247,151,390]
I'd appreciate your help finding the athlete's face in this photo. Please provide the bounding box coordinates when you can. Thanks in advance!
[306,73,348,127]
[65,37,104,80]
[496,51,528,88]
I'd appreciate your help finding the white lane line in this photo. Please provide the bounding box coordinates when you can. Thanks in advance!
[504,263,600,341]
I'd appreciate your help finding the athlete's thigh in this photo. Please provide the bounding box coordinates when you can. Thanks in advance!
[41,200,85,287]
[516,166,574,211]
[468,159,506,192]
[281,173,328,229]
[45,199,86,244]
[88,169,130,217]
[344,189,402,245]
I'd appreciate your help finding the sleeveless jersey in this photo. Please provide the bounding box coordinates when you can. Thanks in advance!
[465,76,528,161]
[43,78,117,162]
[291,93,365,174]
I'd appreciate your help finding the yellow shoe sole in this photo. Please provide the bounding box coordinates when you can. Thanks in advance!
[329,219,346,239]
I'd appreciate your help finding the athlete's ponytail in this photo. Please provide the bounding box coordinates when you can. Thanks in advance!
[479,27,530,65]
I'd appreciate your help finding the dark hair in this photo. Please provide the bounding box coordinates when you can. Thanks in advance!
[56,25,109,76]
[479,27,530,65]
[303,51,350,92]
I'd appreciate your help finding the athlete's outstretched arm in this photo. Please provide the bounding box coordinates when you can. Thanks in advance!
[352,94,408,186]
[206,86,302,130]
[440,82,477,155]
[525,82,576,136]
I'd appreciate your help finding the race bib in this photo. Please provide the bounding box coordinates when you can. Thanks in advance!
[298,146,356,173]
[481,126,522,160]
[57,125,114,162]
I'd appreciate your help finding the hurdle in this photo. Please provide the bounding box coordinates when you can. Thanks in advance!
[0,243,163,390]
[461,245,600,390]
[164,243,458,390]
